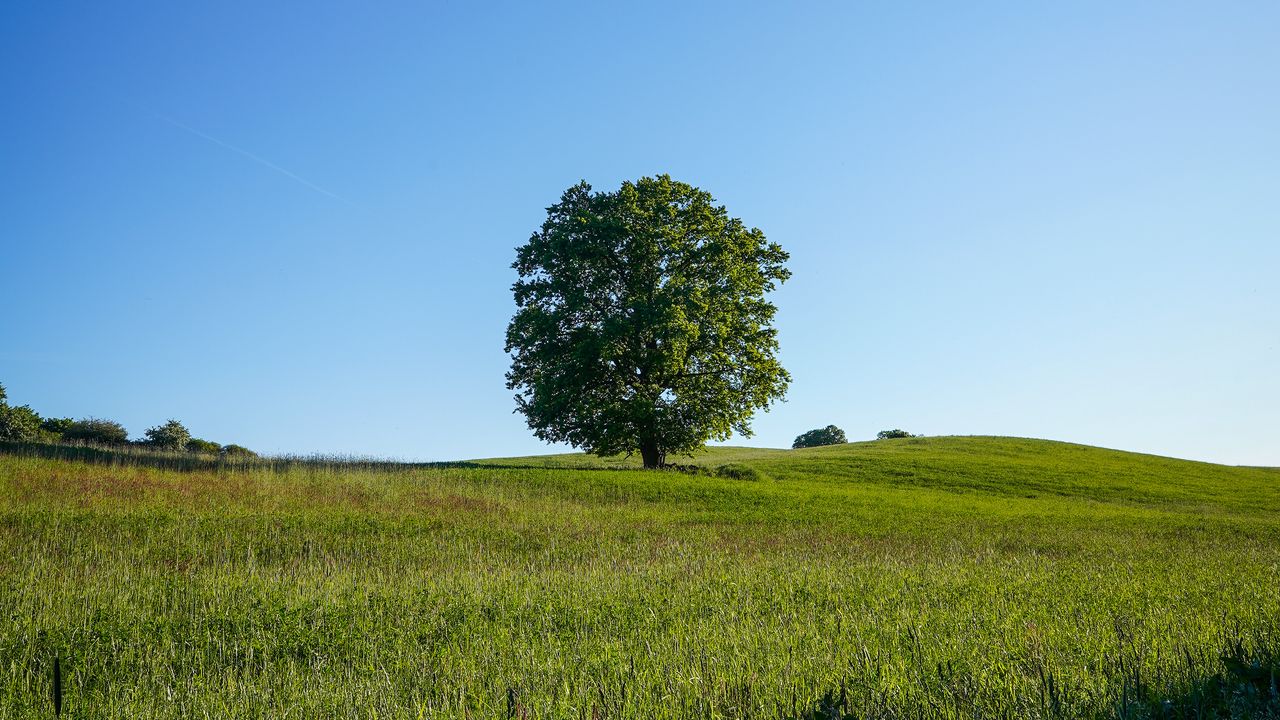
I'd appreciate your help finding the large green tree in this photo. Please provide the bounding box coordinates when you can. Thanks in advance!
[505,176,790,469]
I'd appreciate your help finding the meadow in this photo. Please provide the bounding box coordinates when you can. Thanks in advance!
[0,436,1277,718]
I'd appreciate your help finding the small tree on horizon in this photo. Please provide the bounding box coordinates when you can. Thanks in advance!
[220,444,258,458]
[64,418,130,445]
[877,429,915,440]
[144,419,191,451]
[186,438,222,454]
[792,425,847,449]
[40,417,75,437]
[0,403,43,442]
[0,383,45,442]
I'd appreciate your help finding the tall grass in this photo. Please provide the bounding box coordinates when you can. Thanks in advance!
[0,437,1277,718]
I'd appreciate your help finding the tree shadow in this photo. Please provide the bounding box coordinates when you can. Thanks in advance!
[784,637,1279,720]
[1103,637,1279,720]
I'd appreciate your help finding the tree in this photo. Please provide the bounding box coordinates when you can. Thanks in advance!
[877,429,914,440]
[792,425,847,449]
[186,438,222,454]
[0,384,43,442]
[0,404,42,442]
[220,444,258,459]
[144,419,191,451]
[64,418,129,445]
[40,417,75,437]
[505,176,791,469]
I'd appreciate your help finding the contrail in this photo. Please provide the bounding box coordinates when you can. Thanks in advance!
[157,115,351,204]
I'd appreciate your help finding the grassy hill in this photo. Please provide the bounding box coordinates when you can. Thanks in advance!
[1,437,1277,717]
[481,435,1279,510]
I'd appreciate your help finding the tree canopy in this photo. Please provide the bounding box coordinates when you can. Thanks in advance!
[144,419,191,450]
[186,438,222,455]
[877,429,915,440]
[220,444,258,458]
[505,176,791,468]
[792,425,848,449]
[0,383,44,442]
[0,403,42,443]
[64,418,130,445]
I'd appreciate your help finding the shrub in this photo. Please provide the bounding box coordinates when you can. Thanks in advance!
[63,418,129,445]
[40,417,75,436]
[663,463,712,476]
[876,429,915,440]
[144,419,191,451]
[0,404,43,442]
[186,438,222,455]
[715,463,764,481]
[0,383,44,442]
[792,425,847,449]
[221,444,258,459]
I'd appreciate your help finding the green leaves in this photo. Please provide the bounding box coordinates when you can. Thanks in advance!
[0,383,46,443]
[792,425,848,449]
[0,403,43,442]
[877,429,915,440]
[143,419,192,451]
[63,418,129,445]
[506,176,790,467]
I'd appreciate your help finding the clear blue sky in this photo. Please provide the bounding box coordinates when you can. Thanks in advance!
[2,2,1276,465]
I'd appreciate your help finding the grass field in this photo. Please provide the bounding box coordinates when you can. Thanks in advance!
[1,436,1278,718]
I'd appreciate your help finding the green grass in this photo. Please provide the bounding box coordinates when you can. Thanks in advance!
[1,436,1278,718]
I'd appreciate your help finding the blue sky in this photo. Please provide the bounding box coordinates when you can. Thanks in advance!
[1,2,1276,465]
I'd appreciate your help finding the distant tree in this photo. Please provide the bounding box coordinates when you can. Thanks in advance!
[144,419,191,451]
[64,418,130,445]
[506,176,791,468]
[40,417,75,436]
[186,438,222,455]
[792,425,847,449]
[0,404,43,442]
[0,384,43,442]
[876,429,914,440]
[220,444,258,459]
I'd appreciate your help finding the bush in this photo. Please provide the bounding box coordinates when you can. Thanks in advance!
[876,429,915,440]
[0,404,43,442]
[792,425,847,449]
[0,383,43,442]
[186,438,222,455]
[221,444,258,459]
[144,419,191,451]
[40,417,75,437]
[715,463,764,481]
[63,418,129,445]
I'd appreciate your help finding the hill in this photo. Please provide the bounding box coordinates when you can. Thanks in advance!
[479,435,1278,510]
[1,436,1277,717]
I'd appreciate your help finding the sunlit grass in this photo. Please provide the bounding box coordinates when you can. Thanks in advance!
[1,437,1277,718]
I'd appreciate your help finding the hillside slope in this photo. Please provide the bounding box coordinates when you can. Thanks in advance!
[478,435,1280,518]
[1,436,1278,717]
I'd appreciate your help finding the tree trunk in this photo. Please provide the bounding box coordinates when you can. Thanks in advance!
[639,438,663,469]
